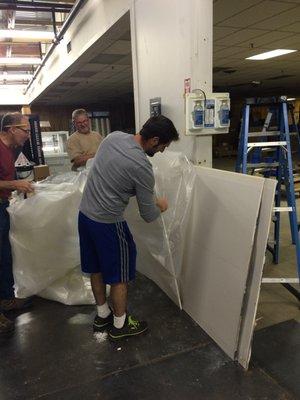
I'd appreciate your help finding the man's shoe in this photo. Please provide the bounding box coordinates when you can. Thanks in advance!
[93,312,113,332]
[0,297,32,312]
[108,315,148,341]
[0,313,14,334]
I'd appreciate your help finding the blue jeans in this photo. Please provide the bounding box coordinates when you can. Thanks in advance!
[0,201,14,300]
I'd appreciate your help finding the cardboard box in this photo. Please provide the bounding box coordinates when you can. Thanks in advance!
[33,165,50,181]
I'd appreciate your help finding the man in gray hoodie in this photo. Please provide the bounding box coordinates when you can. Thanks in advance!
[79,115,179,340]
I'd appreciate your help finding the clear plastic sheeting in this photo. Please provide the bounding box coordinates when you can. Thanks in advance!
[39,268,94,305]
[8,177,86,303]
[8,151,195,306]
[125,152,196,307]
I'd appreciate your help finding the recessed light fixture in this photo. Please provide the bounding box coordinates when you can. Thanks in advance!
[0,74,33,81]
[246,49,297,60]
[0,57,42,65]
[0,29,54,40]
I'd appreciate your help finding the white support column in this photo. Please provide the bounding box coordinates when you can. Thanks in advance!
[132,0,213,164]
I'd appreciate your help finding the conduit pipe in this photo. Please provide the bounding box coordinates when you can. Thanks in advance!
[0,1,73,13]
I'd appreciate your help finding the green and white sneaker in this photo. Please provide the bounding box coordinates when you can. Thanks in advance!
[93,312,113,332]
[108,315,148,341]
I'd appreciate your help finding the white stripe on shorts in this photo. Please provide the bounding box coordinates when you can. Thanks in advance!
[116,222,129,282]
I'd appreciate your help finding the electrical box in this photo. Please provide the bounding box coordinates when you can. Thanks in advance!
[185,92,230,135]
[150,97,161,117]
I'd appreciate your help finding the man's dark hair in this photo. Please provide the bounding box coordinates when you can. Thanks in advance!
[140,115,179,144]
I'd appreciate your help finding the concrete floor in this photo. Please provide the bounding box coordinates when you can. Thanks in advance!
[257,216,300,329]
[0,274,299,400]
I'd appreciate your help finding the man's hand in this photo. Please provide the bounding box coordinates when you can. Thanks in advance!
[73,153,95,168]
[13,180,34,194]
[156,197,168,213]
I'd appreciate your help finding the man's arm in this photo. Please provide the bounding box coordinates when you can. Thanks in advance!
[67,135,83,167]
[72,153,95,168]
[0,180,34,193]
[134,165,168,223]
[67,135,95,168]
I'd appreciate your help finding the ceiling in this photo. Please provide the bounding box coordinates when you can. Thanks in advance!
[213,0,300,96]
[37,0,300,105]
[0,1,73,79]
[34,12,133,106]
[1,0,300,103]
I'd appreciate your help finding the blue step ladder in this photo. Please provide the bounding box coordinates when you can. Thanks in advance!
[236,100,300,301]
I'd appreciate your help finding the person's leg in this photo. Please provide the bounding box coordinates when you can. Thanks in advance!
[110,282,128,316]
[78,212,112,331]
[91,272,112,330]
[0,202,32,312]
[0,312,14,334]
[91,272,106,305]
[107,222,148,340]
[0,203,14,301]
[0,203,15,331]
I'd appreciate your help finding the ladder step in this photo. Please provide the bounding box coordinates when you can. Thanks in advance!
[262,278,299,284]
[273,206,293,212]
[238,103,300,283]
[247,162,279,168]
[247,141,287,148]
[248,131,280,137]
[248,131,298,137]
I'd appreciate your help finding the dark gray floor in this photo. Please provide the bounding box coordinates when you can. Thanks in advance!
[0,274,297,400]
[252,319,300,399]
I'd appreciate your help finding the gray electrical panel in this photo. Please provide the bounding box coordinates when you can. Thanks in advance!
[150,97,161,117]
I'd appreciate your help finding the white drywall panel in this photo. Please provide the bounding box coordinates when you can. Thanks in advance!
[180,167,265,359]
[236,178,276,368]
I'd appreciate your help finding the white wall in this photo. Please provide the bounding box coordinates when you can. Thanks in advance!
[132,0,213,162]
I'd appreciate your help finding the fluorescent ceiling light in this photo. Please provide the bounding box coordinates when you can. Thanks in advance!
[0,74,33,81]
[246,49,297,60]
[0,84,27,89]
[0,57,41,65]
[0,29,54,40]
[287,97,296,101]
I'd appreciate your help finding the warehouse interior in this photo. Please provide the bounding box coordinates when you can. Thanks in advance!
[0,1,299,399]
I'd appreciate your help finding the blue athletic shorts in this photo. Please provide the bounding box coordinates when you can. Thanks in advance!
[78,211,137,284]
